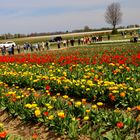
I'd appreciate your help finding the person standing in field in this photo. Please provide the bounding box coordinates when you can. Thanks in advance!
[17,45,21,54]
[11,45,15,55]
[107,34,110,40]
[66,39,69,47]
[46,41,50,50]
[35,43,38,51]
[8,46,12,55]
[70,38,75,46]
[63,40,67,47]
[80,37,84,45]
[30,44,34,52]
[42,42,45,51]
[57,40,61,49]
[78,38,81,45]
[1,46,6,56]
[38,43,41,51]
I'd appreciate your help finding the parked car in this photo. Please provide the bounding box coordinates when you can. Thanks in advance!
[0,41,16,48]
[49,36,62,42]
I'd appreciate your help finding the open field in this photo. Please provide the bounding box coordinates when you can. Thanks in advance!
[0,43,140,139]
[0,35,140,56]
[0,27,140,45]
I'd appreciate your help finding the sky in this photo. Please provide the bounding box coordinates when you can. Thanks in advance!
[0,0,140,34]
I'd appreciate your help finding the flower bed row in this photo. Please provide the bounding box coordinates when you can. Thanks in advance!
[0,45,140,139]
[0,46,140,66]
[0,82,140,139]
[0,62,140,108]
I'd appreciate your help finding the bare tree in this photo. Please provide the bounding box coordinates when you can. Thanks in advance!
[105,2,122,32]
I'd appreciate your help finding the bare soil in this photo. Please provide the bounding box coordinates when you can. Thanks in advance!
[0,110,66,140]
[0,110,90,140]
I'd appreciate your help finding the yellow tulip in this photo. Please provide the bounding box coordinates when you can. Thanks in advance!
[63,95,69,99]
[127,107,131,111]
[25,103,32,109]
[86,88,90,91]
[75,101,82,106]
[92,105,97,109]
[16,96,21,99]
[83,116,89,121]
[58,112,65,118]
[31,104,37,108]
[128,87,133,90]
[48,105,53,109]
[0,123,3,128]
[48,115,54,120]
[97,102,103,106]
[35,109,41,117]
[86,109,90,113]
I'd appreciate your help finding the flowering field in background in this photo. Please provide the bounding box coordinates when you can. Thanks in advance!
[0,45,140,139]
[0,46,140,66]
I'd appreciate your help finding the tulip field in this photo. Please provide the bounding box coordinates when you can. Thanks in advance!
[0,45,140,139]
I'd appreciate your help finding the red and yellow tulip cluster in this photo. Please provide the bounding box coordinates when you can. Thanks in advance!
[0,45,139,139]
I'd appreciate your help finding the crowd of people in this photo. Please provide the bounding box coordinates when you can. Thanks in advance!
[0,36,95,56]
[1,45,15,56]
[0,34,112,56]
[1,32,139,56]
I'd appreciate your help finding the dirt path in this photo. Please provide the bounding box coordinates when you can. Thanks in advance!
[0,110,67,140]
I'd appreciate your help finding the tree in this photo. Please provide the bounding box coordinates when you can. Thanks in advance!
[84,26,92,32]
[105,2,122,33]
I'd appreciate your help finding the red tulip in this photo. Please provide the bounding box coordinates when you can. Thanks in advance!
[43,111,49,116]
[46,85,50,90]
[116,122,124,129]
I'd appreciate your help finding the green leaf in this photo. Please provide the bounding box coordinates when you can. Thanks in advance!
[103,131,113,140]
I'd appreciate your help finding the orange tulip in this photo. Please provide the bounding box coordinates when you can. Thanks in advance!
[0,131,7,138]
[120,92,126,98]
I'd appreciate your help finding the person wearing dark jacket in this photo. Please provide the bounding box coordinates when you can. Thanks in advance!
[11,45,15,55]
